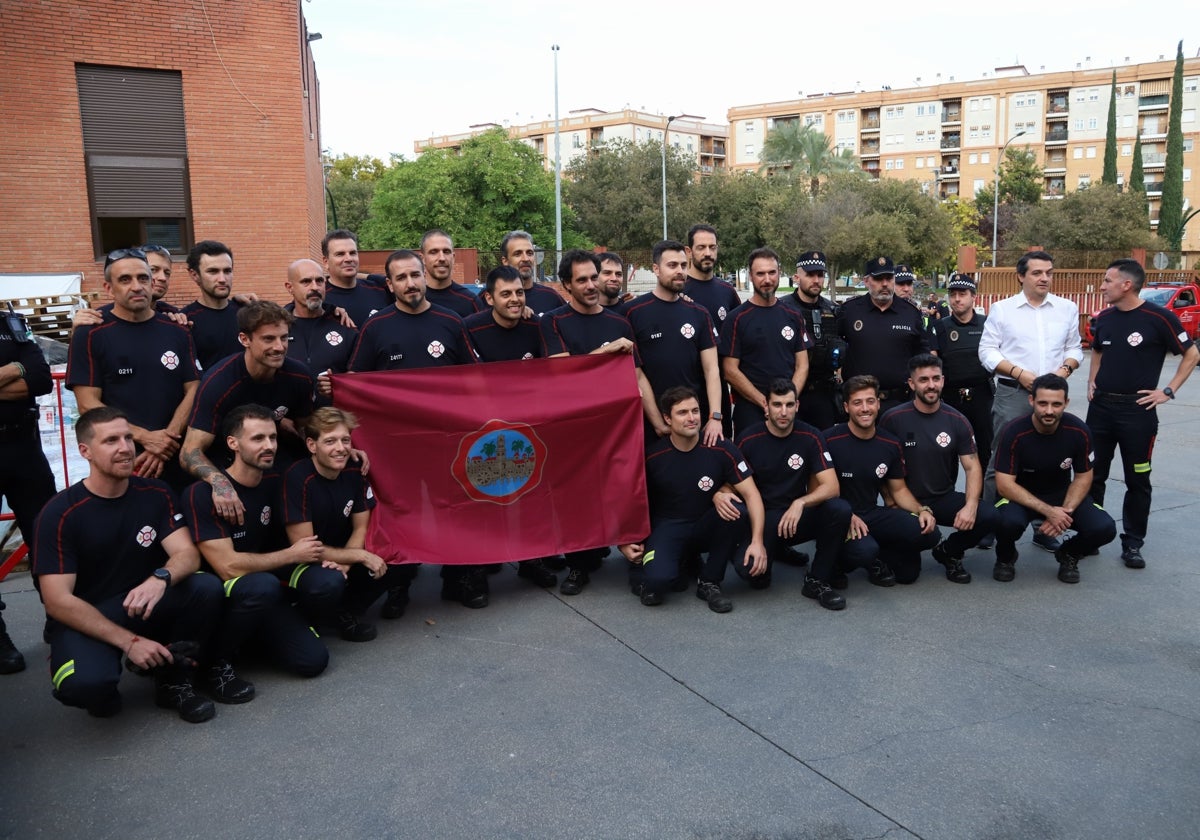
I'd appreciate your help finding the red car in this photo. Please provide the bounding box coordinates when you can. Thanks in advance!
[1084,283,1200,346]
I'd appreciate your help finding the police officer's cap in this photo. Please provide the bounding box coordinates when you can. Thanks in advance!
[864,256,895,278]
[947,273,977,293]
[796,251,827,273]
[894,264,916,285]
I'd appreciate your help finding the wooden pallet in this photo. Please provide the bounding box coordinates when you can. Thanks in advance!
[0,293,100,343]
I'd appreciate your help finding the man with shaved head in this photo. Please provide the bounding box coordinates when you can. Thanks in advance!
[284,258,357,407]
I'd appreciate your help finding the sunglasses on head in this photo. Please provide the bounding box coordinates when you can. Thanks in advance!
[104,247,147,269]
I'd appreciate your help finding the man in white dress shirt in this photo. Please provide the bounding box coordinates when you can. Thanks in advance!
[978,251,1083,550]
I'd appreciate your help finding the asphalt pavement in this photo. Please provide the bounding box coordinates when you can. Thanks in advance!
[2,357,1198,840]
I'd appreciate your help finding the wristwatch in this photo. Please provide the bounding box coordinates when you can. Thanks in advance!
[710,412,724,421]
[152,568,172,587]
[1163,386,1176,399]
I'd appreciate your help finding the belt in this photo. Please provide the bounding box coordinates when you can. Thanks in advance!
[0,420,36,439]
[1094,391,1142,404]
[997,377,1020,389]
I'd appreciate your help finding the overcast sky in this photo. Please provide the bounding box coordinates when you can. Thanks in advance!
[302,0,1196,161]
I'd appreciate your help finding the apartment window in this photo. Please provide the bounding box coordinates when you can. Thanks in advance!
[1185,139,1195,152]
[1028,94,1038,106]
[744,143,756,156]
[1014,97,1025,108]
[896,159,904,170]
[1185,109,1196,124]
[968,126,979,139]
[804,114,823,126]
[1122,144,1132,156]
[1078,174,1091,188]
[969,99,979,112]
[982,97,992,108]
[927,157,936,167]
[1074,148,1083,159]
[1089,88,1100,101]
[885,160,894,170]
[981,152,990,163]
[981,125,992,138]
[744,121,755,132]
[895,106,904,118]
[76,64,191,256]
[1087,146,1098,158]
[968,153,978,164]
[1074,119,1084,130]
[1122,114,1134,128]
[1186,169,1193,182]
[1087,118,1098,130]
[1075,91,1086,103]
[916,105,925,116]
[1186,78,1199,93]
[973,178,985,193]
[572,133,582,148]
[915,158,924,168]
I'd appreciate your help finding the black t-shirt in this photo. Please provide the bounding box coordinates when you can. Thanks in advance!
[67,313,199,432]
[735,421,832,511]
[184,470,287,558]
[625,292,715,403]
[473,282,564,318]
[718,300,810,392]
[836,294,930,390]
[929,312,990,387]
[644,437,752,523]
[540,305,642,366]
[188,353,316,465]
[325,279,392,328]
[993,412,1093,501]
[682,276,741,333]
[1092,301,1193,394]
[181,300,244,371]
[283,458,373,549]
[879,402,976,501]
[823,424,906,513]
[285,307,357,376]
[32,477,184,604]
[463,310,547,361]
[348,304,477,372]
[426,283,480,318]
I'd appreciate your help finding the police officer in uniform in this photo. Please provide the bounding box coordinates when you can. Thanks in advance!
[0,303,56,673]
[837,257,930,414]
[1086,258,1199,569]
[782,250,846,430]
[931,274,994,472]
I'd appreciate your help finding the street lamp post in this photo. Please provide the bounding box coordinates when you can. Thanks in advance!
[552,45,562,269]
[992,129,1027,267]
[661,115,677,240]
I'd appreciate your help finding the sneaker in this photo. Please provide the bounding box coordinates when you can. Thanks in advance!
[156,676,216,723]
[932,542,972,584]
[1121,546,1146,569]
[829,573,850,590]
[517,558,558,588]
[976,533,995,550]
[205,660,256,704]
[442,570,488,608]
[992,561,1016,582]
[0,614,25,675]
[867,560,897,587]
[780,546,810,567]
[695,581,733,613]
[559,568,589,596]
[1055,549,1081,584]
[336,612,378,643]
[380,585,410,620]
[639,589,663,606]
[1033,531,1062,553]
[801,576,847,611]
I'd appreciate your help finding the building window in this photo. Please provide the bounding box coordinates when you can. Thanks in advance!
[968,153,978,164]
[1074,147,1083,159]
[969,99,979,112]
[1074,119,1084,131]
[76,64,191,256]
[744,143,756,156]
[927,156,936,167]
[968,126,979,139]
[1122,114,1134,128]
[973,178,985,194]
[1087,118,1098,130]
[1075,91,1086,103]
[1078,174,1091,189]
[1186,169,1193,182]
[1185,139,1195,152]
[572,133,582,148]
[916,158,924,168]
[1089,88,1100,101]
[896,159,904,170]
[981,152,990,163]
[1086,146,1097,158]
[1184,109,1196,124]
[1123,144,1132,156]
[744,121,755,132]
[1186,77,1199,93]
[885,159,894,170]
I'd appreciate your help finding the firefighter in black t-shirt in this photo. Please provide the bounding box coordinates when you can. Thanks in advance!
[1086,258,1199,569]
[284,258,357,408]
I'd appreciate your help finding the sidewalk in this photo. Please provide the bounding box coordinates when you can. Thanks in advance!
[2,358,1198,839]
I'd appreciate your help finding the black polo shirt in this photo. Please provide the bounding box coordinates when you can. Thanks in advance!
[1092,301,1193,394]
[735,421,831,511]
[283,458,373,549]
[464,311,547,362]
[930,312,991,387]
[682,276,742,334]
[993,412,1093,500]
[67,313,199,433]
[347,304,477,372]
[625,292,715,402]
[879,402,977,501]
[181,299,244,371]
[32,477,184,604]
[836,294,930,391]
[718,300,810,392]
[823,424,906,514]
[540,305,642,366]
[644,437,752,523]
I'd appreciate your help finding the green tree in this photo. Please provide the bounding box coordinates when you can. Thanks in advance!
[760,121,858,194]
[677,170,782,269]
[1012,184,1156,254]
[362,129,583,252]
[323,152,391,235]
[1130,136,1148,220]
[943,194,985,248]
[974,146,1043,257]
[1159,41,1200,252]
[1102,71,1119,185]
[563,139,693,249]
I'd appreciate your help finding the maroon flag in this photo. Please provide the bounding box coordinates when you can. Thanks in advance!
[331,354,649,565]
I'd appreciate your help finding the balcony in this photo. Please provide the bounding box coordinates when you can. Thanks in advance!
[860,141,880,156]
[941,109,961,124]
[1045,129,1069,144]
[1046,102,1069,115]
[940,135,961,150]
[861,120,880,132]
[1141,130,1167,140]
[939,169,960,180]
[1043,162,1067,174]
[1143,151,1167,168]
[1145,181,1164,195]
[1139,94,1170,111]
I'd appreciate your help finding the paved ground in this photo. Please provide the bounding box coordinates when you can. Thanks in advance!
[2,358,1198,840]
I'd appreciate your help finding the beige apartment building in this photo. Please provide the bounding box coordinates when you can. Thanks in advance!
[728,57,1200,247]
[417,108,728,175]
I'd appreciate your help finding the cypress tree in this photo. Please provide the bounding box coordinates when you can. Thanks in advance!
[1159,41,1186,249]
[1102,71,1119,185]
[1130,135,1148,221]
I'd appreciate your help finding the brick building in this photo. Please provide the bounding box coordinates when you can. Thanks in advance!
[0,0,325,304]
